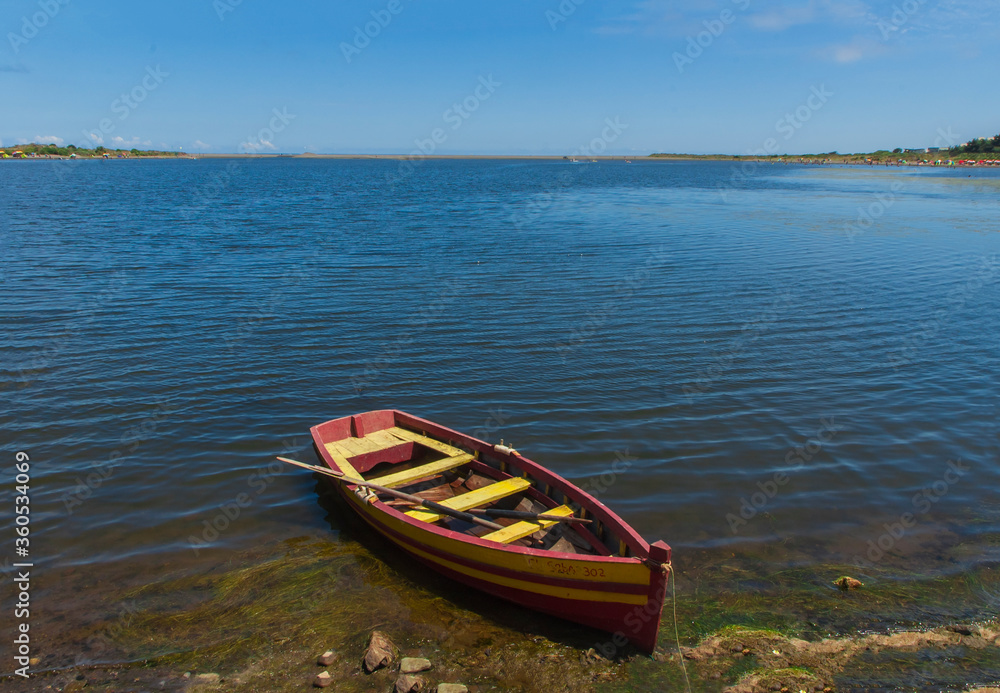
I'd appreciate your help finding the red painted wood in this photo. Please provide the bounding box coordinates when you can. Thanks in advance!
[310,409,671,653]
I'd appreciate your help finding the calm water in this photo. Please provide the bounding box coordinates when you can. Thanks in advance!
[2,158,998,634]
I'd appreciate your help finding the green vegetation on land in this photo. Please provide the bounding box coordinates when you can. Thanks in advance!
[1,142,186,158]
[949,133,1000,155]
[651,132,1000,163]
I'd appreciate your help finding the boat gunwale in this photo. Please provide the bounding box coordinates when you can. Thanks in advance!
[310,409,654,565]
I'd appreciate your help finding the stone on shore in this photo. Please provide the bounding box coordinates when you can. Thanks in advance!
[400,657,432,674]
[436,685,469,693]
[394,674,426,692]
[363,630,396,673]
[833,576,863,590]
[192,673,220,685]
[313,670,332,688]
[317,650,338,666]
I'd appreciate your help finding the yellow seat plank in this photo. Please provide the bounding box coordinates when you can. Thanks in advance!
[363,429,409,451]
[329,430,409,460]
[389,427,464,457]
[480,505,575,544]
[323,442,364,481]
[370,453,473,489]
[405,477,531,523]
[337,436,378,456]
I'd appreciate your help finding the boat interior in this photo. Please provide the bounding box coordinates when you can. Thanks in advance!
[321,423,629,557]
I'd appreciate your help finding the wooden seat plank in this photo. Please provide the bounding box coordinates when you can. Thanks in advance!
[332,438,362,456]
[480,505,575,544]
[337,436,377,456]
[369,453,473,489]
[389,427,464,457]
[323,442,364,481]
[405,477,531,523]
[364,429,409,450]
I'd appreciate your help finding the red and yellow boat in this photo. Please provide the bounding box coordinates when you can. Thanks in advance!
[309,409,672,653]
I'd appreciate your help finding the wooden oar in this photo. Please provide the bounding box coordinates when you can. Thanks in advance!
[276,457,505,532]
[468,508,592,524]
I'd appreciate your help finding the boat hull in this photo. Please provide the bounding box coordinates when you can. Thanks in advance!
[312,410,671,653]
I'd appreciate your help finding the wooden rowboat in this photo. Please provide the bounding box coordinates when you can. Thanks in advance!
[308,409,672,653]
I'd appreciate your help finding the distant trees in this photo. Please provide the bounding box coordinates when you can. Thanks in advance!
[0,142,183,158]
[950,133,1000,155]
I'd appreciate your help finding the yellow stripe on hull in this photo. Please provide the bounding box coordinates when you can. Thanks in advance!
[401,534,648,606]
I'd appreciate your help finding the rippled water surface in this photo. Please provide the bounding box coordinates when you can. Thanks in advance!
[2,158,998,628]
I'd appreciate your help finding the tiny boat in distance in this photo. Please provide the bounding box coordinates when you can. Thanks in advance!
[309,409,672,653]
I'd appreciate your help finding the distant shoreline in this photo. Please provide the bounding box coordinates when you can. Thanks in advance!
[3,151,997,167]
[4,138,997,164]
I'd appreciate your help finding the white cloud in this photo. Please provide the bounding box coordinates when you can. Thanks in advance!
[599,0,878,36]
[748,4,817,31]
[833,43,865,62]
[192,140,211,150]
[822,0,871,24]
[85,132,105,145]
[241,138,276,153]
[111,135,153,148]
[823,36,885,62]
[35,135,65,146]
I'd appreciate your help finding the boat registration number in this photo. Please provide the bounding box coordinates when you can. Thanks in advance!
[543,560,606,578]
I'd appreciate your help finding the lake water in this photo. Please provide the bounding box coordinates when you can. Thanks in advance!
[1,158,998,681]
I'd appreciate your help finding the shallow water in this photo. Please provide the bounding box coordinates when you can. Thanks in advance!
[1,158,998,682]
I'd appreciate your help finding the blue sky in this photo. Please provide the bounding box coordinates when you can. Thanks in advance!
[1,0,997,154]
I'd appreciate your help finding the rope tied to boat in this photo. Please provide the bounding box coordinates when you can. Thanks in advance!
[665,560,692,693]
[354,486,378,504]
[643,557,670,572]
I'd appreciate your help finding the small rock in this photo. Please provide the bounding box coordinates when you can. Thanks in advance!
[834,576,863,590]
[400,657,431,674]
[193,673,220,685]
[741,648,751,656]
[183,672,191,679]
[313,670,333,688]
[395,674,425,693]
[29,657,40,666]
[317,650,338,666]
[363,630,396,673]
[436,685,469,693]
[946,624,974,636]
